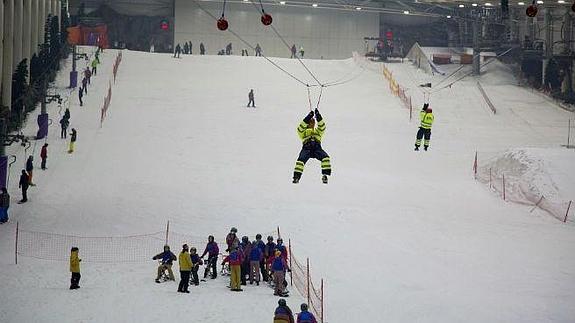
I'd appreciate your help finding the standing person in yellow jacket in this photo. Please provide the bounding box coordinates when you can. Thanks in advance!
[293,109,331,184]
[177,244,192,293]
[70,247,81,290]
[415,103,434,151]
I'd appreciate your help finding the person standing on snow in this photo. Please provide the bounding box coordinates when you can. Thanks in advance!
[174,44,182,58]
[240,236,252,286]
[40,143,48,170]
[70,247,81,289]
[414,103,434,151]
[222,247,243,291]
[178,244,192,293]
[255,43,262,56]
[0,188,10,223]
[200,43,206,55]
[78,86,84,107]
[152,245,176,283]
[226,227,240,252]
[18,170,29,203]
[292,109,332,184]
[64,108,71,121]
[68,128,77,154]
[60,117,69,139]
[299,46,305,58]
[291,44,297,58]
[91,57,99,75]
[190,247,202,286]
[254,234,267,281]
[247,89,255,108]
[264,236,276,282]
[271,250,290,296]
[249,240,263,285]
[201,235,219,279]
[274,298,295,323]
[26,156,35,186]
[297,303,317,323]
[81,77,88,94]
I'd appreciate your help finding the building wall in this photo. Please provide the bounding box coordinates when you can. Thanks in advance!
[174,1,379,59]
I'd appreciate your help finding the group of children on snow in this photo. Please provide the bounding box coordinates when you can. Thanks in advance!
[174,41,207,57]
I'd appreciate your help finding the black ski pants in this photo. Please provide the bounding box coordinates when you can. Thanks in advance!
[207,255,218,278]
[191,265,199,285]
[293,141,331,179]
[247,98,255,107]
[415,127,431,147]
[70,272,81,288]
[178,270,190,292]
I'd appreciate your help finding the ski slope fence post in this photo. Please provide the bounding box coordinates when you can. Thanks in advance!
[306,258,311,306]
[409,96,412,121]
[165,221,170,245]
[15,221,19,265]
[288,239,293,286]
[321,279,324,323]
[502,173,506,201]
[277,226,281,239]
[568,119,571,147]
[565,201,572,223]
[473,151,478,180]
[489,168,492,189]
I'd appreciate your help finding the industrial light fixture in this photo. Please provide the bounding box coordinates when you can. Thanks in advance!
[447,15,452,18]
[312,3,318,7]
[459,4,465,7]
[280,1,286,4]
[243,0,249,2]
[356,7,362,10]
[557,0,565,3]
[403,10,410,14]
[518,1,525,4]
[485,2,493,6]
[472,3,478,6]
[536,0,543,3]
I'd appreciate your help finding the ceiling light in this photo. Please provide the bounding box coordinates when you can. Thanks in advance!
[356,7,362,10]
[312,3,318,7]
[518,1,525,4]
[459,4,465,7]
[485,2,492,6]
[403,10,410,14]
[536,0,543,3]
[280,1,286,4]
[557,0,565,3]
[447,15,452,18]
[472,3,478,6]
[243,0,249,2]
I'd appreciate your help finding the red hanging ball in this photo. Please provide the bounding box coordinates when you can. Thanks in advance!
[261,13,273,26]
[217,17,229,31]
[526,5,538,17]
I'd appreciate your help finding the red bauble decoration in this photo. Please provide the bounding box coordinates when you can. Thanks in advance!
[217,17,229,31]
[261,13,273,26]
[526,5,538,17]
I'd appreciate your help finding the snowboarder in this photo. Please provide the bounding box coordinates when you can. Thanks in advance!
[0,188,10,223]
[78,87,84,106]
[291,44,297,58]
[200,235,219,279]
[255,43,262,56]
[70,247,81,289]
[26,156,35,186]
[152,245,177,283]
[222,247,243,291]
[190,247,202,286]
[274,299,295,323]
[247,89,255,107]
[40,144,48,170]
[249,240,263,285]
[91,57,99,75]
[178,244,192,293]
[226,227,240,252]
[414,103,434,151]
[18,170,29,203]
[299,46,305,58]
[60,117,69,139]
[200,43,206,55]
[174,44,182,58]
[68,128,77,154]
[292,109,331,184]
[271,250,290,296]
[297,303,317,323]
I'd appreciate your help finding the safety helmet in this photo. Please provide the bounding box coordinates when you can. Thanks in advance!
[230,227,238,233]
[242,236,249,242]
[301,303,308,311]
[208,235,214,241]
[267,235,274,241]
[164,245,170,250]
[426,107,433,113]
[256,234,262,240]
[190,247,197,253]
[277,238,283,243]
[182,244,188,250]
[278,299,287,306]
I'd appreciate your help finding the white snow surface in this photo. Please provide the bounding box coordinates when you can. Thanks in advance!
[0,50,574,323]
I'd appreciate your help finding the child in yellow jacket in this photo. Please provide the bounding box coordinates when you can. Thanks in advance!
[70,247,81,290]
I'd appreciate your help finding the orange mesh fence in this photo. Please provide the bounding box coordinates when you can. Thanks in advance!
[289,240,325,322]
[382,64,412,121]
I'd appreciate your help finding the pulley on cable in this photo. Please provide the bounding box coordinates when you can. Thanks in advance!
[526,0,538,17]
[258,0,273,25]
[217,0,229,30]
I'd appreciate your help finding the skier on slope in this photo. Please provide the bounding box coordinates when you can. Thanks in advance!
[26,156,35,186]
[40,143,48,170]
[174,44,182,58]
[292,109,331,184]
[414,103,434,151]
[201,235,219,279]
[247,89,255,108]
[190,247,202,286]
[152,244,176,283]
[297,303,317,323]
[18,170,29,203]
[274,298,295,323]
[68,128,77,154]
[271,250,290,297]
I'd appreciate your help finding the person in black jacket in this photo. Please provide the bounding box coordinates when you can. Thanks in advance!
[26,156,35,186]
[68,128,77,153]
[247,89,255,108]
[200,43,205,55]
[60,117,69,139]
[0,188,10,223]
[152,245,177,283]
[79,87,84,106]
[18,170,29,203]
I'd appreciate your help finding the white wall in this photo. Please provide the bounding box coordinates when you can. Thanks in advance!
[175,1,379,59]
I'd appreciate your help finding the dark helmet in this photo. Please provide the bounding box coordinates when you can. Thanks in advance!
[256,233,262,240]
[278,298,287,306]
[267,235,274,241]
[301,303,308,311]
[190,247,197,253]
[182,244,188,250]
[277,238,283,243]
[230,227,238,233]
[426,107,433,113]
[164,245,170,250]
[208,235,214,242]
[241,236,249,242]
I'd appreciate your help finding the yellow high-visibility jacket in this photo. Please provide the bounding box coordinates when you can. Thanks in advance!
[297,120,326,144]
[179,251,192,271]
[70,250,80,273]
[420,111,434,130]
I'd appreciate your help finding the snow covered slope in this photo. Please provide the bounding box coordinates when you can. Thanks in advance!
[0,50,574,323]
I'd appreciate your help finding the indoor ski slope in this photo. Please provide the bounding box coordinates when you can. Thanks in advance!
[0,49,574,323]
